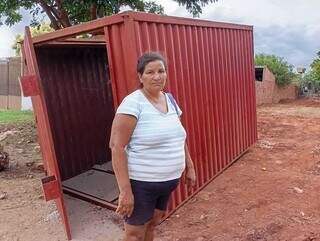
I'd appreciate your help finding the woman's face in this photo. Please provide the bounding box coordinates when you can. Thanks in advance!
[139,60,167,92]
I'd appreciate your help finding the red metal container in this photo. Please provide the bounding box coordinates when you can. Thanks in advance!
[21,11,257,240]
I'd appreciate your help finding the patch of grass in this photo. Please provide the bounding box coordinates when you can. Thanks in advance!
[0,110,34,124]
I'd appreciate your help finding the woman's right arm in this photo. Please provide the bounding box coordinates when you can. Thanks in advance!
[109,114,137,217]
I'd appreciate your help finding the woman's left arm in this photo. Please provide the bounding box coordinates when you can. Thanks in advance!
[184,143,196,187]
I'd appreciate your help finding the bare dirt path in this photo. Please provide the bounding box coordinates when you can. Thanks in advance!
[1,98,320,241]
[0,124,123,241]
[157,98,320,241]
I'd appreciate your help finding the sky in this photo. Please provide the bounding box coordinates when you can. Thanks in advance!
[0,0,319,68]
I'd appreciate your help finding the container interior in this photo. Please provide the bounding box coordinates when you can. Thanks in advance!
[35,44,119,207]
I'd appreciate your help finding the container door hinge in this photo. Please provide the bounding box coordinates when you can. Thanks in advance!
[41,175,60,201]
[20,75,40,96]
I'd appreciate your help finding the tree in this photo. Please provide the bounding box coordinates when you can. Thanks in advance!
[0,0,217,30]
[310,51,320,81]
[299,51,320,91]
[174,0,217,17]
[255,54,297,86]
[12,23,53,56]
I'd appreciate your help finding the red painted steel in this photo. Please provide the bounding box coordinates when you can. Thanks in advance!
[41,176,60,201]
[32,14,125,44]
[34,46,114,181]
[22,27,71,240]
[25,11,256,240]
[105,14,256,214]
[20,75,40,96]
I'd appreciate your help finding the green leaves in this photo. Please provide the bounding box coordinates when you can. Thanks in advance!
[12,23,53,56]
[1,0,217,29]
[0,0,36,26]
[174,0,218,17]
[143,1,164,14]
[45,0,165,25]
[303,51,320,86]
[310,51,320,81]
[0,0,21,26]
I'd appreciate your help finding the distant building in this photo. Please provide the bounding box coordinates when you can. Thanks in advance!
[255,66,298,105]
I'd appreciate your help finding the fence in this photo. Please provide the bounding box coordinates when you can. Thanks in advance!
[0,57,22,110]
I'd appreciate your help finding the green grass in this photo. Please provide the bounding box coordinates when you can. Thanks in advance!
[0,110,34,124]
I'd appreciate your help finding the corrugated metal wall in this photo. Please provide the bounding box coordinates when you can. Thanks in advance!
[22,28,71,239]
[25,12,256,238]
[105,13,257,213]
[35,46,114,181]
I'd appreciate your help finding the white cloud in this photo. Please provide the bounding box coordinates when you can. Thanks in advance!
[202,0,320,27]
[1,1,319,67]
[254,25,318,67]
[0,26,16,57]
[155,0,320,67]
[0,9,32,57]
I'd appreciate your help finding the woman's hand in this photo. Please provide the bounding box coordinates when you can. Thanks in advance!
[184,144,196,189]
[116,188,134,217]
[185,166,196,188]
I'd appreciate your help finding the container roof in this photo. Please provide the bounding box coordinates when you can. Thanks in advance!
[30,11,253,46]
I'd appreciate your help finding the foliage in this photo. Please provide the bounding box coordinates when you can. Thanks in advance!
[297,51,320,88]
[255,54,297,86]
[310,51,320,82]
[0,110,34,124]
[300,70,317,86]
[0,0,217,30]
[174,0,217,17]
[12,23,53,56]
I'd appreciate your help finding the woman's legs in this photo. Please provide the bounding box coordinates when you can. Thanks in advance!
[123,209,165,241]
[144,209,165,241]
[123,223,148,241]
[123,179,179,241]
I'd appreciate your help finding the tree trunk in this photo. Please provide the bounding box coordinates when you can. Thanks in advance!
[90,4,97,20]
[55,0,71,27]
[38,0,60,30]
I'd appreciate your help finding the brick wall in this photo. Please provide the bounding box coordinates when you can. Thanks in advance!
[272,84,299,103]
[255,66,298,105]
[255,67,275,105]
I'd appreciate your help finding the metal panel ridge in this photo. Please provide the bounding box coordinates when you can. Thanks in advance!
[128,18,256,213]
[32,11,252,46]
[22,11,257,239]
[35,46,114,181]
[128,11,253,30]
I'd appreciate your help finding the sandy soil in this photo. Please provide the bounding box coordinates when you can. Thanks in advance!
[158,98,320,241]
[0,124,123,241]
[1,98,320,241]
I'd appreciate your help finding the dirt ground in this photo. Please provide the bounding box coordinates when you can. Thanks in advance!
[1,97,320,241]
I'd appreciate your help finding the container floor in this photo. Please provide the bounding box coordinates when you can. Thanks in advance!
[62,162,119,205]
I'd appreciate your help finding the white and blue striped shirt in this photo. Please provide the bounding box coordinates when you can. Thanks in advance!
[116,89,186,182]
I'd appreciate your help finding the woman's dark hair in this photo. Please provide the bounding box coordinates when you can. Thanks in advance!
[137,52,167,75]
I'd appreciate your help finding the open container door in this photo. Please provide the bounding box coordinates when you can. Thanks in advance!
[20,27,71,240]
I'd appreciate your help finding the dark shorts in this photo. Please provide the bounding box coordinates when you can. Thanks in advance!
[125,178,180,226]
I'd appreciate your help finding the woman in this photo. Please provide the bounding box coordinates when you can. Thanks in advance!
[109,52,196,241]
